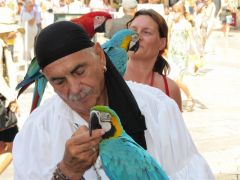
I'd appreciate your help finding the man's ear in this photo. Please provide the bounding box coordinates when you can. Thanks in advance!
[93,42,106,66]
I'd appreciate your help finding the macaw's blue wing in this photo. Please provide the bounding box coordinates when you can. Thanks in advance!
[103,46,128,76]
[100,133,168,180]
[30,76,48,112]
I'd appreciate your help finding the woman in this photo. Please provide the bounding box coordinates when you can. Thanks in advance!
[124,9,182,111]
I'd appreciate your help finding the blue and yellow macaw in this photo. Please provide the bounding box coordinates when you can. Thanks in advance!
[89,105,168,180]
[15,57,47,112]
[102,29,139,76]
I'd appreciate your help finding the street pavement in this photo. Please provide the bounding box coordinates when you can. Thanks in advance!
[1,29,240,179]
[182,29,240,179]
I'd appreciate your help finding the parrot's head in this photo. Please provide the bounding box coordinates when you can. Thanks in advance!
[112,29,140,53]
[92,11,112,33]
[70,11,112,38]
[89,105,123,139]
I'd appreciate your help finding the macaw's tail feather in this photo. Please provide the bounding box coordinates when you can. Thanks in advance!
[17,81,33,98]
[30,76,48,112]
[15,57,49,113]
[16,77,34,90]
[16,57,42,97]
[31,90,39,112]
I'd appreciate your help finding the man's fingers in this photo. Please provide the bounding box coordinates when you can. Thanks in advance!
[71,125,88,137]
[73,140,100,153]
[66,125,104,156]
[72,127,105,144]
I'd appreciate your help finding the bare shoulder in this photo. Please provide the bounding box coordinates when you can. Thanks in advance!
[165,76,183,112]
[166,77,180,93]
[154,74,180,95]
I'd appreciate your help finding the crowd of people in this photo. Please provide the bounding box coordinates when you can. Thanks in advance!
[0,0,238,178]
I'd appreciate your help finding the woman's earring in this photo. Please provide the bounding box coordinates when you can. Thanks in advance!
[103,66,107,72]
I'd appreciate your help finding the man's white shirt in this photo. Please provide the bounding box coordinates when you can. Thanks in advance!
[13,81,214,179]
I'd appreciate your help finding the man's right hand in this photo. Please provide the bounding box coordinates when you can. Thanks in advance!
[59,126,104,179]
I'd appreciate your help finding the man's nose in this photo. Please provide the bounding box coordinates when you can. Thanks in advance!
[68,77,80,94]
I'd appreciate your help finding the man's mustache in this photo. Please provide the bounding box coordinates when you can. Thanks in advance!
[68,87,93,102]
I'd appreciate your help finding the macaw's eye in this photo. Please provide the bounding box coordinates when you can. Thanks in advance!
[106,113,111,119]
[95,16,104,21]
[101,112,112,122]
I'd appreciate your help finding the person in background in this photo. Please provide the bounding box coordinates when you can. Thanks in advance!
[0,0,24,59]
[12,21,213,179]
[31,0,42,33]
[203,0,216,38]
[89,0,116,12]
[0,94,19,175]
[138,0,148,3]
[0,99,19,154]
[188,0,196,15]
[20,0,38,61]
[219,0,235,37]
[168,2,199,111]
[148,0,161,3]
[105,0,138,38]
[124,9,182,111]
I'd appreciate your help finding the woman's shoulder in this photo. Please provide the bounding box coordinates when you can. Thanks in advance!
[155,74,182,111]
[165,76,180,92]
[125,80,181,114]
[154,74,180,95]
[126,81,167,98]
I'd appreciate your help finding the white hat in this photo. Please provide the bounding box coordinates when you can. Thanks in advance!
[122,0,138,9]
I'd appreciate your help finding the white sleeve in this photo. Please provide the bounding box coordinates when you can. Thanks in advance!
[12,97,73,180]
[13,117,55,179]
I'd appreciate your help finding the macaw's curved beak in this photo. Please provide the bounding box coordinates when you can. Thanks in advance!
[94,19,107,33]
[129,40,139,52]
[128,34,140,52]
[94,16,110,33]
[89,111,101,136]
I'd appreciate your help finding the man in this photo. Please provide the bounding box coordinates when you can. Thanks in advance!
[105,0,138,38]
[13,21,214,179]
